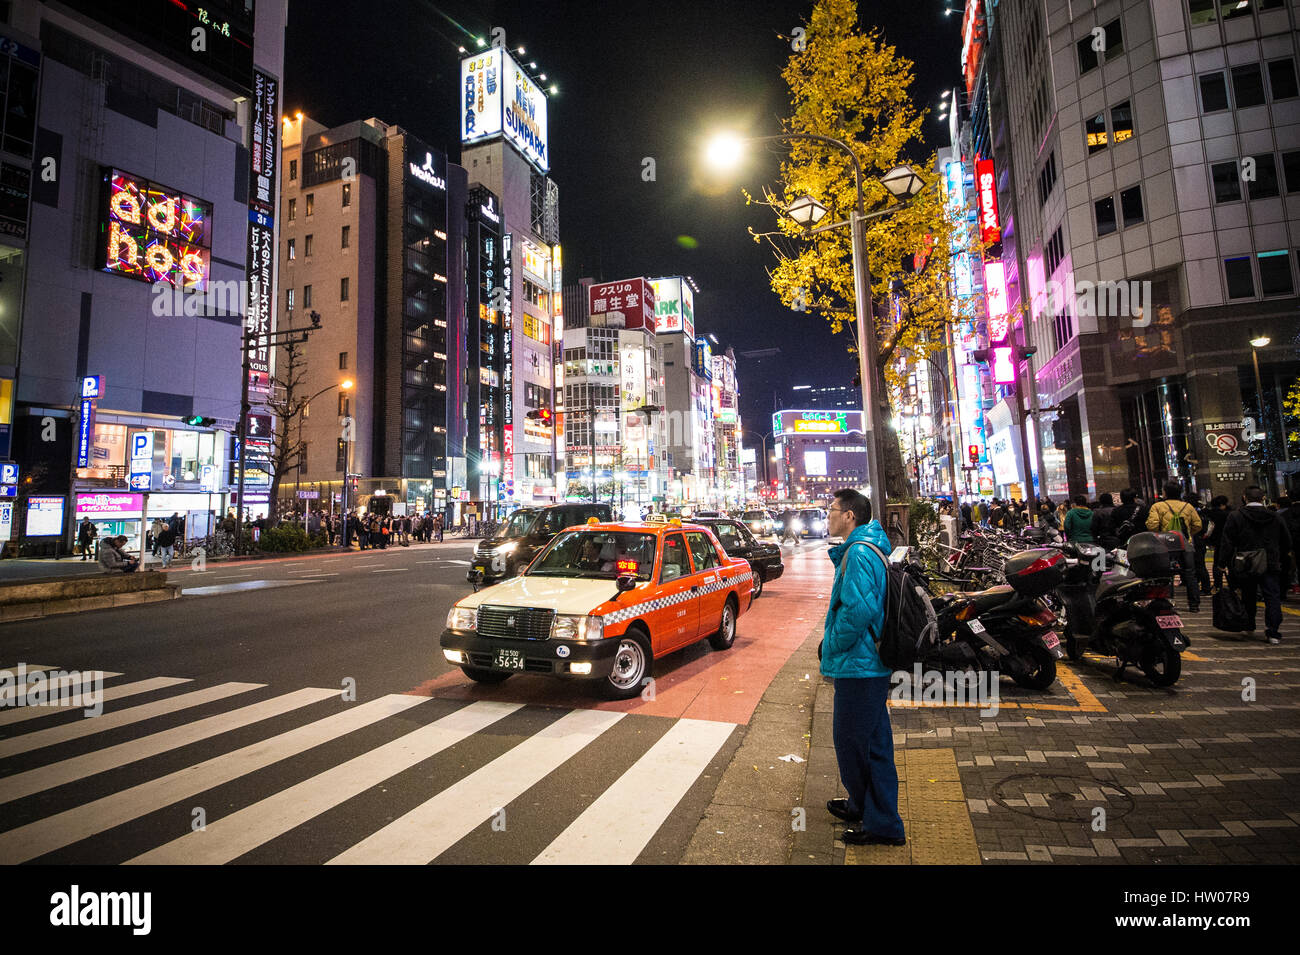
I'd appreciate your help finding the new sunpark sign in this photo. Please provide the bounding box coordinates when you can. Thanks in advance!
[773,409,864,437]
[460,48,549,174]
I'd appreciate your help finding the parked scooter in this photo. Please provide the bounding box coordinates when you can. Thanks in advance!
[901,548,1066,690]
[1049,532,1189,687]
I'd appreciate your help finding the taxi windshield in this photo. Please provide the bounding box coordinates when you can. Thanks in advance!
[528,530,658,580]
[499,510,538,539]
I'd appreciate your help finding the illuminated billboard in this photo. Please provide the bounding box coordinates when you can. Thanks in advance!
[774,410,864,436]
[984,260,1009,342]
[649,277,685,334]
[804,450,828,476]
[589,278,655,331]
[102,170,211,290]
[975,159,1000,246]
[459,49,549,174]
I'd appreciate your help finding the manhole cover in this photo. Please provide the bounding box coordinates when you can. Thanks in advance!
[990,773,1136,823]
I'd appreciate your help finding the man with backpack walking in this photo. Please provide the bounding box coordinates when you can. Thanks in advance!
[821,487,905,847]
[1220,486,1291,644]
[1146,481,1203,613]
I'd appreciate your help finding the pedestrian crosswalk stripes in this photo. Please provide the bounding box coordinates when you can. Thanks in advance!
[533,718,736,865]
[0,694,427,865]
[328,708,625,866]
[0,671,735,865]
[0,678,192,728]
[0,681,263,759]
[0,671,124,705]
[0,684,315,805]
[125,700,521,865]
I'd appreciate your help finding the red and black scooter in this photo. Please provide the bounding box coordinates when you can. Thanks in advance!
[1050,532,1189,687]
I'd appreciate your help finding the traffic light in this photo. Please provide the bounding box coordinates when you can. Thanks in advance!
[183,416,216,427]
[968,444,980,465]
[971,349,991,365]
[1052,418,1072,449]
[525,408,553,423]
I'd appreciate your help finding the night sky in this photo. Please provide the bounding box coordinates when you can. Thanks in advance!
[284,0,963,437]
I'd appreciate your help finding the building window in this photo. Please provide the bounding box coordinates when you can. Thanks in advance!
[1120,186,1144,227]
[1231,65,1266,108]
[1212,161,1242,202]
[341,224,350,248]
[1248,154,1279,200]
[1187,0,1217,25]
[304,234,313,257]
[1268,58,1298,100]
[339,351,348,370]
[1224,257,1254,298]
[1094,196,1118,236]
[1045,226,1065,276]
[1259,251,1293,296]
[1085,112,1108,153]
[1077,18,1122,75]
[340,276,349,302]
[338,393,349,416]
[287,238,295,260]
[304,284,313,307]
[1110,101,1134,144]
[286,288,295,311]
[1053,309,1074,352]
[305,193,314,216]
[287,197,296,221]
[342,182,352,207]
[289,158,297,181]
[1199,72,1230,112]
[1281,150,1300,194]
[1038,151,1057,206]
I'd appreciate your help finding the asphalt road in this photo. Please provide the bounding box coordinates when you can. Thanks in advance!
[0,536,824,864]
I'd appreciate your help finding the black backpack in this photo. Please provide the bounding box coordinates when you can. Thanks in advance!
[858,541,938,669]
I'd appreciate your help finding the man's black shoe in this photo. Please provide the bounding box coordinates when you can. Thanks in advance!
[840,827,906,846]
[826,799,857,822]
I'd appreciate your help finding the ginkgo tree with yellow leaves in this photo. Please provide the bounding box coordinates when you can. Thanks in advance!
[746,0,962,499]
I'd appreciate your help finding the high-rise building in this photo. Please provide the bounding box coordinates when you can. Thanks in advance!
[711,347,743,507]
[959,0,1300,501]
[652,275,714,504]
[2,0,288,554]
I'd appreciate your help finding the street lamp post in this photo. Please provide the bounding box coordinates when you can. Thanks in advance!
[706,132,924,523]
[298,379,352,532]
[1249,330,1276,499]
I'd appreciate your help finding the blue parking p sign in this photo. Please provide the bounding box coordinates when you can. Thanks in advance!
[0,463,16,485]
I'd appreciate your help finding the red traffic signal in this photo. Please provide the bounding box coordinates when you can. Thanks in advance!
[968,445,979,465]
[526,408,553,422]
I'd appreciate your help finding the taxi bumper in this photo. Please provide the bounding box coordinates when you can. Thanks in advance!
[439,628,622,679]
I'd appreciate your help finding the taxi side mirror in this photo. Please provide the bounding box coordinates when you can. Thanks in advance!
[616,574,637,593]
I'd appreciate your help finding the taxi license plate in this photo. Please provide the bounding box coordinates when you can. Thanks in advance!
[968,619,986,634]
[1156,615,1183,629]
[494,648,525,670]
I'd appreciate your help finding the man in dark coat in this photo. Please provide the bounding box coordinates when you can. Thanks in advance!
[1220,486,1292,644]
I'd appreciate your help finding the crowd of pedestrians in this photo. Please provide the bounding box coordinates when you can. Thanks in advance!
[947,483,1298,645]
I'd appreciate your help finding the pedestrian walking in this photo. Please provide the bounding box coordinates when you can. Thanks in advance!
[821,487,906,847]
[150,517,166,556]
[435,513,444,542]
[1063,495,1094,542]
[1185,491,1212,596]
[1146,481,1203,613]
[77,517,97,561]
[156,521,176,569]
[1203,495,1231,589]
[1220,486,1291,644]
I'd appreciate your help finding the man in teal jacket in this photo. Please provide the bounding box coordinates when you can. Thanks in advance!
[821,488,906,846]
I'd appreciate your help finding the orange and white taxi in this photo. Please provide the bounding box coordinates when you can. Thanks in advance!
[440,518,754,699]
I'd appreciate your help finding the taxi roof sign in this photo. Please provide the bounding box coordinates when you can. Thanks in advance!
[586,516,600,525]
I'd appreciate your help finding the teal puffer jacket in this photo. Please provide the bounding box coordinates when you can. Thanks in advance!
[820,520,892,678]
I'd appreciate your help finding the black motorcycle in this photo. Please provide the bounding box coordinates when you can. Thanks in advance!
[902,548,1066,690]
[1049,532,1188,687]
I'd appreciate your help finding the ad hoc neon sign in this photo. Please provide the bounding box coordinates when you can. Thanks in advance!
[103,170,212,290]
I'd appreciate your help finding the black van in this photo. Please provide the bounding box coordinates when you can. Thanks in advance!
[468,503,613,586]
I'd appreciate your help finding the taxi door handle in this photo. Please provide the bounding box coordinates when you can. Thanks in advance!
[691,586,701,593]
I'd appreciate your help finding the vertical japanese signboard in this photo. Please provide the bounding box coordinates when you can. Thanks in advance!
[501,232,514,485]
[975,158,1000,246]
[246,70,279,396]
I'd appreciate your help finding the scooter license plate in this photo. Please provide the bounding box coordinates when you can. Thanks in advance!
[1042,632,1061,650]
[968,619,986,634]
[1156,615,1183,629]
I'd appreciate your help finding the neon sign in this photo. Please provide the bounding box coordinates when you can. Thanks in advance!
[102,170,211,290]
[992,345,1016,384]
[975,158,1000,246]
[984,260,1009,342]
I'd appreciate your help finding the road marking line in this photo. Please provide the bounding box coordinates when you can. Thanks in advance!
[0,664,59,675]
[330,708,623,866]
[372,568,409,573]
[1,695,426,865]
[212,574,253,580]
[0,685,328,805]
[0,682,264,757]
[532,718,734,865]
[1,671,124,705]
[0,678,192,727]
[131,700,522,865]
[182,579,323,596]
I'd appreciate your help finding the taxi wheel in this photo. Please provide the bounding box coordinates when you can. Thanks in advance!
[749,563,764,599]
[708,596,739,651]
[602,630,651,700]
[461,666,512,685]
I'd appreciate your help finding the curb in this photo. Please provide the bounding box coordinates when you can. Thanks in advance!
[0,585,182,623]
[679,619,825,865]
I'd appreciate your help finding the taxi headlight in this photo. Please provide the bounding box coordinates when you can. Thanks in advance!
[446,607,478,632]
[552,614,604,641]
